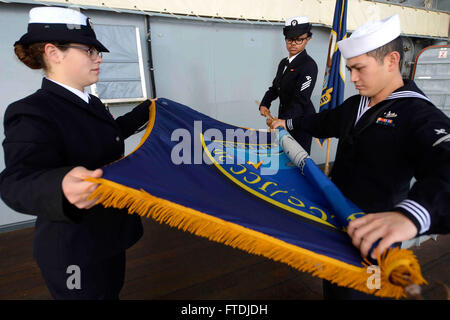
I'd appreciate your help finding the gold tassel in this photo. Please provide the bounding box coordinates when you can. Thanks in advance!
[86,177,427,299]
[378,247,427,291]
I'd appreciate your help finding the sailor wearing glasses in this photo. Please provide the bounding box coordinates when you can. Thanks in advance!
[0,7,152,299]
[259,16,318,153]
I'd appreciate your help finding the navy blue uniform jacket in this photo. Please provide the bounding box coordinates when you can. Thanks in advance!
[260,50,318,151]
[287,80,450,235]
[0,78,150,267]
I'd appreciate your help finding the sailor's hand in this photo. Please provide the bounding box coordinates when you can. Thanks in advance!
[62,167,103,210]
[259,106,270,116]
[347,211,418,259]
[270,119,287,130]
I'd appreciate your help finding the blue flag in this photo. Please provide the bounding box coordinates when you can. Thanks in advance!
[87,98,425,298]
[318,0,348,146]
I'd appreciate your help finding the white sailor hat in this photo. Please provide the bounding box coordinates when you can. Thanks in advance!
[15,7,109,52]
[337,14,401,59]
[283,16,311,39]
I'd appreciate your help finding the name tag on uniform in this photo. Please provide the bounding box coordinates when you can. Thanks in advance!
[376,117,395,127]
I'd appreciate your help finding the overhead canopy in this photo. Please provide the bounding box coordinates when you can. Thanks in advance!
[15,0,450,39]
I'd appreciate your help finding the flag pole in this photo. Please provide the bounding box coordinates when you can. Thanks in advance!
[324,138,331,176]
[256,100,276,129]
[319,0,348,176]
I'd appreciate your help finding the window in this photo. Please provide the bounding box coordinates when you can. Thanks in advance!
[89,24,147,103]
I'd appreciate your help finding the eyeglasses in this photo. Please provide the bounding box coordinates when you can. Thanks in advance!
[57,45,103,59]
[285,37,309,45]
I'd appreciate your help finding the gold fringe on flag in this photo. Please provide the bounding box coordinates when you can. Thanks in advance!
[85,176,427,299]
[85,100,427,299]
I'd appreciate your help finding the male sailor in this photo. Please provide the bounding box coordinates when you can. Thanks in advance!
[271,14,450,299]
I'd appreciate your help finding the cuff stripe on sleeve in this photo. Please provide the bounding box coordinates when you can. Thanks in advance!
[396,199,430,234]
